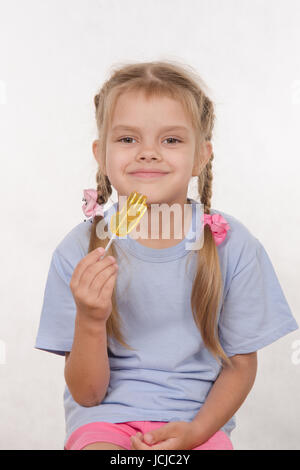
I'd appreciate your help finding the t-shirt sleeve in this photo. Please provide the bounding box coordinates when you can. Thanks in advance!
[218,237,299,357]
[34,249,77,356]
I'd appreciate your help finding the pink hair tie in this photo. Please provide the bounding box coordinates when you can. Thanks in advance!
[82,189,104,220]
[202,213,230,246]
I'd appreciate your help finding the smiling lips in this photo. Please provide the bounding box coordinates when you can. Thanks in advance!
[129,171,169,178]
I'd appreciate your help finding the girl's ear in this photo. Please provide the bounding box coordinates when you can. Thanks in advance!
[192,157,201,177]
[92,139,99,161]
[92,139,106,175]
[192,140,213,176]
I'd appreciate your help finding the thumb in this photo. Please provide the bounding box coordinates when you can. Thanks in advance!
[143,423,173,445]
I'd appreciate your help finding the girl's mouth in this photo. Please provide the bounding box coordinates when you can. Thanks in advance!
[129,172,169,178]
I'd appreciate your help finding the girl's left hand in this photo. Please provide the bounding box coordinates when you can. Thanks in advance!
[130,421,201,450]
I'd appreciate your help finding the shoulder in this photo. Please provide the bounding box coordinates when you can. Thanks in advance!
[56,219,92,259]
[210,207,257,245]
[51,219,94,279]
[209,207,261,275]
[52,202,115,272]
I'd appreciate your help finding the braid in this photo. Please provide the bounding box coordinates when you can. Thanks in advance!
[198,93,214,215]
[199,151,214,214]
[88,165,132,351]
[94,84,113,205]
[197,148,214,215]
[87,168,112,253]
[94,93,100,109]
[95,169,112,206]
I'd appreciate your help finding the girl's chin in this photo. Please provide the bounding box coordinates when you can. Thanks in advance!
[117,192,179,206]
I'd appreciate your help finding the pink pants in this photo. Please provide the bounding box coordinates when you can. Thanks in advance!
[65,421,233,450]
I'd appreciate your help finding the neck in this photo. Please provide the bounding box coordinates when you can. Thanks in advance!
[130,197,192,243]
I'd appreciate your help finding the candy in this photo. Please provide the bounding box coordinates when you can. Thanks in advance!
[100,192,147,259]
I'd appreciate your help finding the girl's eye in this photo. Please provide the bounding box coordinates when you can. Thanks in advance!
[118,137,182,144]
[119,137,136,144]
[163,137,182,144]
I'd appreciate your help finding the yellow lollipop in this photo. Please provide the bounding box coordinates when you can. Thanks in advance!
[100,192,147,259]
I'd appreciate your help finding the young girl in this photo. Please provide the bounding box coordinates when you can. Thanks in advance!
[35,61,298,451]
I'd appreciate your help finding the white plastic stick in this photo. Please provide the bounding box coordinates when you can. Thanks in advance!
[100,233,116,260]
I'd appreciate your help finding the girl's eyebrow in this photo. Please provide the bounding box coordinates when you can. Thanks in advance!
[111,124,189,133]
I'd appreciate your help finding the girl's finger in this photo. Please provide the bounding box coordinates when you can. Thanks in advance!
[96,268,118,303]
[79,256,116,291]
[70,248,103,288]
[131,435,142,449]
[130,436,137,449]
[131,435,151,450]
[89,261,117,292]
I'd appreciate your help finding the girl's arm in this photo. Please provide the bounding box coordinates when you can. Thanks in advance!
[64,248,118,407]
[64,313,110,407]
[191,352,257,442]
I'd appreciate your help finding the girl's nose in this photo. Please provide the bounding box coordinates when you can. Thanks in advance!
[138,152,162,161]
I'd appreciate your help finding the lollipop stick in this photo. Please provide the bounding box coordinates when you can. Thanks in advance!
[99,233,116,260]
[99,192,147,261]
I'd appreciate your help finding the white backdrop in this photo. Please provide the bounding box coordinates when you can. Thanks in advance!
[1,0,300,450]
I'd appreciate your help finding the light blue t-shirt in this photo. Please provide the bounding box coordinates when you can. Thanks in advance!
[34,198,299,446]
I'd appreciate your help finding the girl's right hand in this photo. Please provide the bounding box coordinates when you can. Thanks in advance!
[70,247,119,325]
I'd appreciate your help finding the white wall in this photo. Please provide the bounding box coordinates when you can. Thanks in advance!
[0,0,299,450]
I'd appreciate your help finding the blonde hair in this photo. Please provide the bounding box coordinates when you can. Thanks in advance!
[89,60,232,368]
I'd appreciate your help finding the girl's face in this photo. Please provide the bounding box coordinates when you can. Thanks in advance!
[94,90,212,206]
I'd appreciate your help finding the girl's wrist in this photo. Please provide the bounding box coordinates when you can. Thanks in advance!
[189,419,207,445]
[75,310,107,336]
[189,413,219,446]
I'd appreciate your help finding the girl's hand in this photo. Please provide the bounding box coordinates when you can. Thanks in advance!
[70,247,118,325]
[130,421,202,450]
